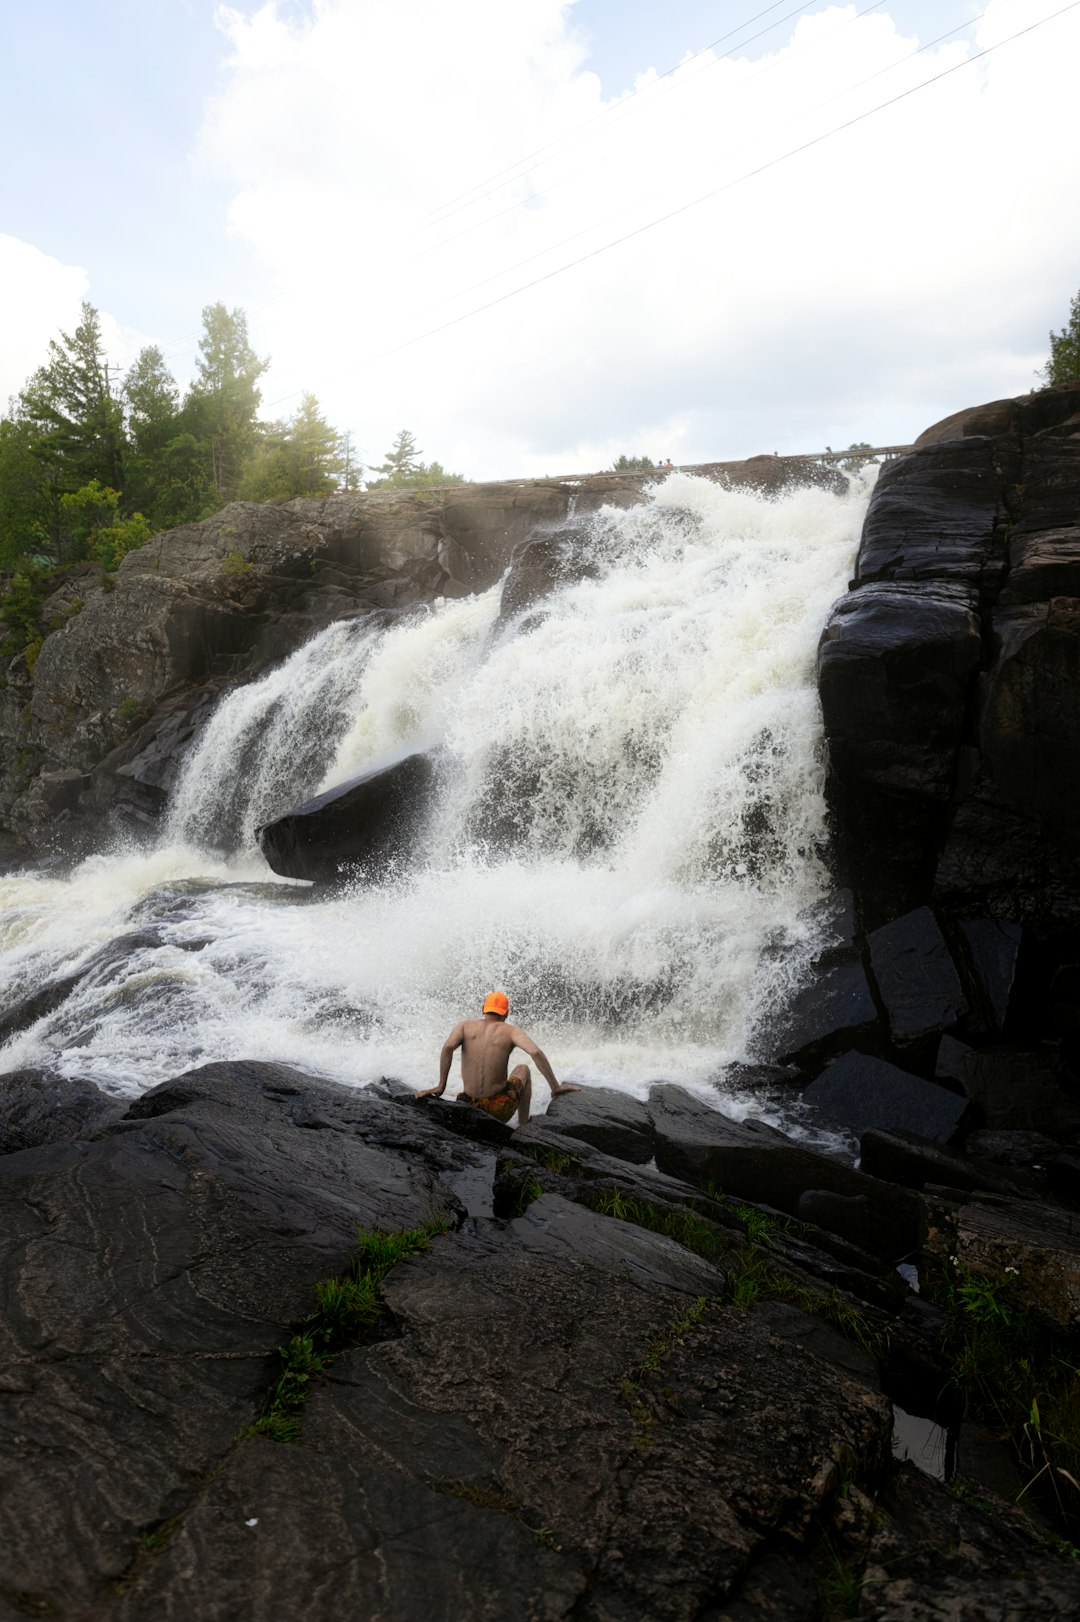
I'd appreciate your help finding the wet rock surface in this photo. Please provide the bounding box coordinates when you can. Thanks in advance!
[0,1065,1075,1618]
[819,380,1080,929]
[255,748,436,883]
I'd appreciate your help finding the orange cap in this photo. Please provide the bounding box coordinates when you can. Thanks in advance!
[482,991,510,1017]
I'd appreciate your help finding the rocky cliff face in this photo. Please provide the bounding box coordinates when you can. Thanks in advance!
[818,380,1080,932]
[0,456,835,853]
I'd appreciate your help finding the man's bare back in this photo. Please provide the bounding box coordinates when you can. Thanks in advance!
[416,994,579,1126]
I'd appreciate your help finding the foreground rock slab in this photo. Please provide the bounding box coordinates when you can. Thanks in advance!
[2,1064,1077,1620]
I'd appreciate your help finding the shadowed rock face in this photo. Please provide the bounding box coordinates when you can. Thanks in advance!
[818,380,1080,930]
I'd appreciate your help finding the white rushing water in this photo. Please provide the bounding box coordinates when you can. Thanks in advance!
[0,473,871,1123]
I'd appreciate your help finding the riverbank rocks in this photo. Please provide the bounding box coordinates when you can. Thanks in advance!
[3,1063,1078,1617]
[803,1052,969,1145]
[519,1084,655,1163]
[256,749,436,883]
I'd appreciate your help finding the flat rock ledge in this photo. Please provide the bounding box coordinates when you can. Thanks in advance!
[2,1062,1078,1621]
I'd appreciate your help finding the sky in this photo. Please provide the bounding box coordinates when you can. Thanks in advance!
[1,0,1078,479]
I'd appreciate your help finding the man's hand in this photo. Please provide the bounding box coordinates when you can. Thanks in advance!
[549,1083,580,1097]
[415,1086,444,1099]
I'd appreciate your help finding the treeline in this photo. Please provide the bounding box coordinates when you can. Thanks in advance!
[0,301,464,573]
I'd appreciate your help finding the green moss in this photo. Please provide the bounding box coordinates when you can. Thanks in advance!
[249,1219,448,1443]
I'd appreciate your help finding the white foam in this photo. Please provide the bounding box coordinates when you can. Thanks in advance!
[0,471,871,1121]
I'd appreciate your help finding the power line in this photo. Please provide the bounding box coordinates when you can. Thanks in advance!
[416,2,824,235]
[151,0,883,367]
[267,0,1079,411]
[262,0,993,401]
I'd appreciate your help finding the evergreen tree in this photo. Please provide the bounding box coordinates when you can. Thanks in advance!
[1043,289,1080,384]
[373,428,421,482]
[124,346,180,456]
[611,454,654,471]
[19,302,126,506]
[185,304,267,500]
[367,430,464,489]
[0,413,57,566]
[238,394,344,502]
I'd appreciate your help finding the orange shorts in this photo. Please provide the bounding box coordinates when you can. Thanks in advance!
[468,1074,525,1125]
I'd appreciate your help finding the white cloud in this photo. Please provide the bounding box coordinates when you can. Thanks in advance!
[0,237,90,408]
[0,235,159,409]
[19,0,1077,477]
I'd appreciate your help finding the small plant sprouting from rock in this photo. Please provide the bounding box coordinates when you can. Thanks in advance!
[932,1255,1080,1535]
[433,1479,561,1550]
[221,548,253,577]
[514,1172,545,1215]
[250,1219,447,1443]
[138,1514,184,1556]
[619,1296,711,1454]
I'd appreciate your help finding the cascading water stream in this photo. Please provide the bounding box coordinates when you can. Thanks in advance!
[0,473,872,1121]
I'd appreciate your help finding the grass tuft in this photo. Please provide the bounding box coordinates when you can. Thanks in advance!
[249,1219,448,1444]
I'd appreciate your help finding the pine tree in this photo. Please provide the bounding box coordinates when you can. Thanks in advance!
[19,302,126,501]
[124,347,180,456]
[238,394,344,502]
[0,412,57,567]
[185,304,268,500]
[374,428,421,482]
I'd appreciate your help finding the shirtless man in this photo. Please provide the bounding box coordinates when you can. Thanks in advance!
[416,992,579,1125]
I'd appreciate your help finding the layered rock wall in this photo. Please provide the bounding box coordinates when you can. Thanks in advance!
[818,381,1080,931]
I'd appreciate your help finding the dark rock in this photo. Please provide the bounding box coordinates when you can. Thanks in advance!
[818,580,982,804]
[256,749,436,883]
[648,1084,920,1259]
[817,580,982,921]
[922,1189,1080,1334]
[794,1188,915,1262]
[495,524,601,630]
[964,1127,1062,1173]
[802,887,858,963]
[774,958,879,1070]
[0,972,83,1047]
[935,1032,972,1082]
[820,383,1080,936]
[1000,523,1080,605]
[980,598,1080,834]
[855,437,1007,587]
[751,1299,879,1385]
[0,1068,122,1154]
[0,1059,909,1621]
[956,916,1023,1036]
[935,793,1080,927]
[957,1045,1077,1132]
[804,1052,969,1144]
[519,1085,654,1163]
[867,906,967,1048]
[859,1128,1030,1197]
[0,1064,469,1614]
[1048,1152,1080,1204]
[860,1462,1080,1619]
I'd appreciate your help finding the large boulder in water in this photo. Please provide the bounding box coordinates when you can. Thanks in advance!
[256,750,436,883]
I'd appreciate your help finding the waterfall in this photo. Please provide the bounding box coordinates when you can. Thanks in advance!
[0,473,871,1112]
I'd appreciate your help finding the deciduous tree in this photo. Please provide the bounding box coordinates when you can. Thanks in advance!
[1043,289,1080,384]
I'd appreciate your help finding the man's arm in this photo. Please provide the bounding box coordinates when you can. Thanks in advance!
[416,1024,464,1098]
[508,1025,579,1097]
